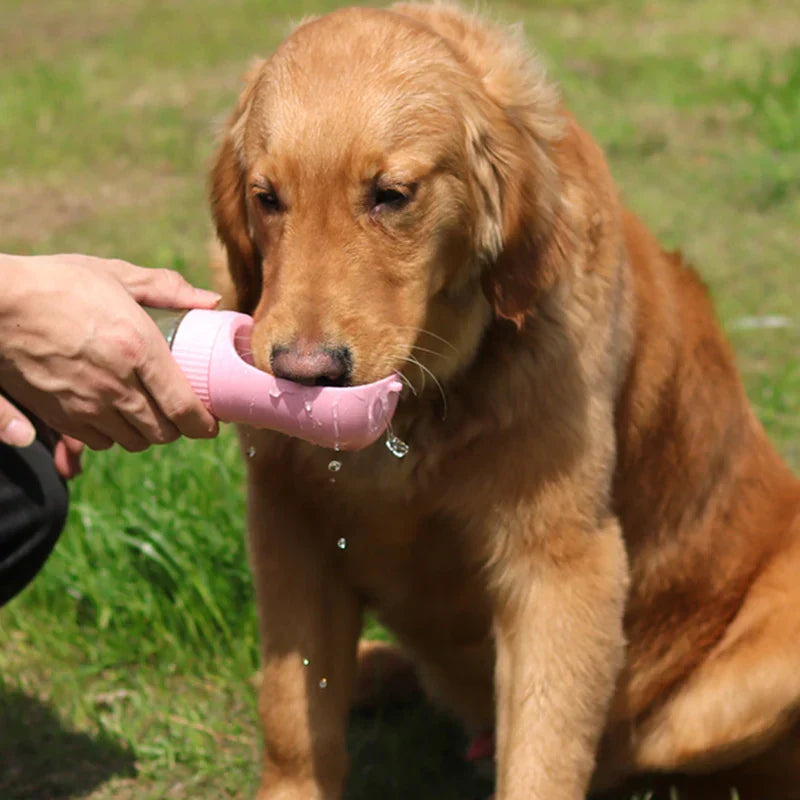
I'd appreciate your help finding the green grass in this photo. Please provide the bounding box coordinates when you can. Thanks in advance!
[1,1,798,798]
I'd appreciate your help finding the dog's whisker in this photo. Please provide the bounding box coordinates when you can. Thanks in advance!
[404,354,427,393]
[400,353,448,421]
[392,326,459,355]
[395,370,418,397]
[410,343,450,360]
[387,352,426,397]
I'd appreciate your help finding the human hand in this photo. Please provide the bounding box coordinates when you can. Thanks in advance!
[0,394,83,478]
[0,253,221,452]
[54,435,85,480]
[0,392,36,447]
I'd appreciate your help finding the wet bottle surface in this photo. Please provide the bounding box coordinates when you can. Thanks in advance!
[144,307,189,349]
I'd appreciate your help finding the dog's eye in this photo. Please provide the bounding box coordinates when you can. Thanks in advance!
[372,186,413,212]
[254,190,281,213]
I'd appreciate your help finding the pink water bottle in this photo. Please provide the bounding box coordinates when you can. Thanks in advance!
[146,308,402,451]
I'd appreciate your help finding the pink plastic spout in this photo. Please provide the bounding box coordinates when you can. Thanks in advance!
[169,309,403,451]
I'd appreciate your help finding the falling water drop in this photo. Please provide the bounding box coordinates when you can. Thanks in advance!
[328,460,342,473]
[336,537,347,551]
[302,658,310,667]
[319,678,328,689]
[385,433,409,459]
[246,445,256,458]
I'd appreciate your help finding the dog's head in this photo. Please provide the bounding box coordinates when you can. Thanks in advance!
[210,4,574,388]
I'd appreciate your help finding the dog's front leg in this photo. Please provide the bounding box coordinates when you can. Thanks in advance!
[491,515,628,800]
[247,472,362,800]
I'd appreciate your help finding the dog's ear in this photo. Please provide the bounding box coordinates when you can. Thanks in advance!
[402,5,577,329]
[209,59,266,314]
[467,98,576,330]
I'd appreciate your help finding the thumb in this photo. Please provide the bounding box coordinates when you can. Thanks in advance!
[0,395,36,447]
[124,266,221,310]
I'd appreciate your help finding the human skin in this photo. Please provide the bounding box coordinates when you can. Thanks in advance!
[0,253,221,475]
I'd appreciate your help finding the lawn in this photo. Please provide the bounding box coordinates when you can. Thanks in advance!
[0,1,798,798]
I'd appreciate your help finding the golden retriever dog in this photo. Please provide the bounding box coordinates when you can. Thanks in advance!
[209,4,800,798]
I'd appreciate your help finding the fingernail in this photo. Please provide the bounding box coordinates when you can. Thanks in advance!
[2,418,36,447]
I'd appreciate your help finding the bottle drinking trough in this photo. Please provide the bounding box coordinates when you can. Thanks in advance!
[145,307,402,451]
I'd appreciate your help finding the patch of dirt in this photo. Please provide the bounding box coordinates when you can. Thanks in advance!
[0,0,147,61]
[0,169,185,247]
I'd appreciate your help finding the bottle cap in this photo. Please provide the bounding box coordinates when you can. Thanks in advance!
[170,308,251,409]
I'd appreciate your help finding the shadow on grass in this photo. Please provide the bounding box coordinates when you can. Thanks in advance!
[345,700,753,800]
[0,688,136,800]
[346,699,493,800]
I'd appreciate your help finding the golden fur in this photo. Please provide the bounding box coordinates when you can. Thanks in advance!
[209,5,800,798]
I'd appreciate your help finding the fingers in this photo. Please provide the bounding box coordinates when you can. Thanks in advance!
[112,262,221,310]
[54,436,84,480]
[66,292,218,444]
[60,254,221,308]
[60,424,114,453]
[62,435,85,456]
[4,254,220,449]
[115,372,182,445]
[0,395,36,447]
[134,326,219,440]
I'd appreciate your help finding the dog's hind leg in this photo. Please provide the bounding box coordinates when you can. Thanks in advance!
[627,534,800,779]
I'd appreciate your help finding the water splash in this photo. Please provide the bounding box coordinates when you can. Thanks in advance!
[385,433,409,459]
[336,537,347,551]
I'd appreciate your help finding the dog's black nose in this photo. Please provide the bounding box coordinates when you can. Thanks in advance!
[270,344,352,387]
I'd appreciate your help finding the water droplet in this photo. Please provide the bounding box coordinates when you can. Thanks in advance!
[269,386,281,399]
[385,434,409,458]
[328,460,342,473]
[336,537,347,550]
[304,401,313,415]
[319,678,328,689]
[302,658,310,667]
[246,445,256,458]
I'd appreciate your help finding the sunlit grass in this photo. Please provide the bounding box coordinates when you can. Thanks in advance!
[0,1,797,798]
